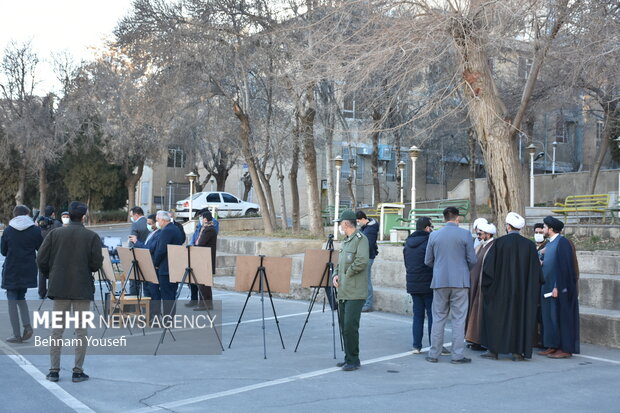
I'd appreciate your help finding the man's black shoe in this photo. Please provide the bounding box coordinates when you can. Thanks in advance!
[451,357,472,364]
[46,372,59,382]
[480,351,498,360]
[184,300,198,307]
[425,356,438,363]
[336,361,346,367]
[72,372,89,383]
[22,325,33,341]
[512,353,526,361]
[341,363,360,371]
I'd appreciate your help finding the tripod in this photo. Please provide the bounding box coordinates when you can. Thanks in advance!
[92,269,113,316]
[228,255,285,359]
[294,234,343,358]
[154,246,224,355]
[101,248,147,338]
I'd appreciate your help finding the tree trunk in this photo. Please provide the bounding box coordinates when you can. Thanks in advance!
[15,164,27,206]
[126,162,144,220]
[456,37,523,229]
[277,170,288,229]
[587,106,617,194]
[300,84,323,237]
[289,136,301,232]
[346,175,356,207]
[468,127,478,220]
[233,102,274,234]
[370,110,382,206]
[325,113,335,209]
[257,167,277,227]
[241,172,252,201]
[453,0,568,228]
[38,165,48,213]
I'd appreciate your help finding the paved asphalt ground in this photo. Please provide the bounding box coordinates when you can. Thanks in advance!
[0,224,619,413]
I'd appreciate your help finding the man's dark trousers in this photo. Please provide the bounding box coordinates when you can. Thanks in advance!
[338,299,364,365]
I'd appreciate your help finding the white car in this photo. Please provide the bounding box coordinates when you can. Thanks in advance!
[175,192,259,219]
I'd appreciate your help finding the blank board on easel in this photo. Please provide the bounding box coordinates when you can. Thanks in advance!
[234,256,292,294]
[97,247,117,284]
[116,247,159,284]
[301,249,339,288]
[167,245,213,286]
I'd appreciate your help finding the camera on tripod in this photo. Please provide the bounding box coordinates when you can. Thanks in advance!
[37,216,55,229]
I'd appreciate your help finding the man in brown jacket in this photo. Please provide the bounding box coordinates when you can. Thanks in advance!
[37,201,103,383]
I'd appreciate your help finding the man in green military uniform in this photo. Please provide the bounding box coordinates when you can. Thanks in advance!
[333,209,369,371]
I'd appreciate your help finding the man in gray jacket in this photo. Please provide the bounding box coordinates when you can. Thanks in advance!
[424,207,477,364]
[37,201,103,383]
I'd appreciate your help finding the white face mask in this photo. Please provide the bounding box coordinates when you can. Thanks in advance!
[156,221,162,230]
[61,217,70,225]
[338,226,345,236]
[534,233,544,243]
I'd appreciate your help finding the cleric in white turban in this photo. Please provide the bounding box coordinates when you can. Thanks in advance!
[505,212,525,231]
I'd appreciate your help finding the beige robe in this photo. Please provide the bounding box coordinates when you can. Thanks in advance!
[465,238,494,344]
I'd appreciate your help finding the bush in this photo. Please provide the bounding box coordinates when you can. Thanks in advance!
[90,210,128,224]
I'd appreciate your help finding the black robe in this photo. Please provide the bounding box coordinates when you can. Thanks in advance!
[553,236,580,354]
[481,232,544,358]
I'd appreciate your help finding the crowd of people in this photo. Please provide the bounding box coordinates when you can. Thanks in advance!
[1,202,219,382]
[1,202,582,381]
[403,209,580,363]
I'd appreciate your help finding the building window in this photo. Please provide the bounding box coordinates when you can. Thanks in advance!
[518,56,533,80]
[596,121,604,148]
[167,145,186,168]
[555,115,566,143]
[343,94,356,119]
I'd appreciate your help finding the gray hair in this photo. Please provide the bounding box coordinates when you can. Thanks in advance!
[156,211,172,221]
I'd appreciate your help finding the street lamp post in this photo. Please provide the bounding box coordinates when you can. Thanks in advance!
[333,156,344,240]
[186,172,198,220]
[615,137,620,203]
[527,143,536,208]
[398,160,406,204]
[167,180,173,210]
[409,146,420,213]
[552,141,558,175]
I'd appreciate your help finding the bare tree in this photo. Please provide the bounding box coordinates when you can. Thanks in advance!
[0,41,63,208]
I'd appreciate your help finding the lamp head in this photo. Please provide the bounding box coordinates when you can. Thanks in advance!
[398,160,406,171]
[185,172,198,182]
[409,145,420,159]
[334,155,344,168]
[526,143,536,156]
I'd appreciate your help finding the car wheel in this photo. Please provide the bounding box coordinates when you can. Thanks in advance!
[245,209,258,216]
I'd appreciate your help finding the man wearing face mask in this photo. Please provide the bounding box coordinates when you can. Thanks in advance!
[61,212,70,226]
[128,207,149,295]
[332,209,369,371]
[128,214,160,300]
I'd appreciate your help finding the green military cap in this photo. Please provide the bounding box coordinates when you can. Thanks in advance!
[334,208,356,222]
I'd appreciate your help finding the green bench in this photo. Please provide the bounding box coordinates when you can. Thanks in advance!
[392,199,471,233]
[551,194,611,223]
[321,204,350,226]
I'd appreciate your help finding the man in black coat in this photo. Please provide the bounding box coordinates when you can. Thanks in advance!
[151,211,185,319]
[404,217,434,353]
[356,211,379,312]
[37,201,103,383]
[1,205,43,343]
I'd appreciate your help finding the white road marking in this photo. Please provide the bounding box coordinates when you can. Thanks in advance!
[574,354,620,365]
[0,340,95,413]
[125,344,447,413]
